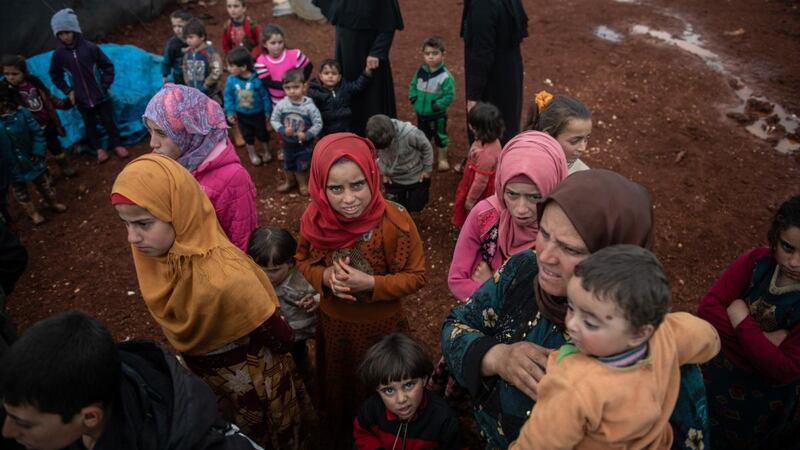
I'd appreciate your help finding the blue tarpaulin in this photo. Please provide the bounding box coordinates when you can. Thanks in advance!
[25,44,163,153]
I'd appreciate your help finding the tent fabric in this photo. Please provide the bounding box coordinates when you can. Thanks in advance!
[26,44,163,150]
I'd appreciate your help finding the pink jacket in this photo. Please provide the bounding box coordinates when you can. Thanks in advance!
[192,139,258,251]
[447,199,504,301]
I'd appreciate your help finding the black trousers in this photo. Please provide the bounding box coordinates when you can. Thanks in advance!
[76,100,121,150]
[383,178,430,212]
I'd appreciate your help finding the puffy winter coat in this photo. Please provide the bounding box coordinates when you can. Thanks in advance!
[192,139,258,251]
[0,108,47,183]
[307,73,370,136]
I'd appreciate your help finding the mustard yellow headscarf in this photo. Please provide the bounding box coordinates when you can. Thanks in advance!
[112,154,276,355]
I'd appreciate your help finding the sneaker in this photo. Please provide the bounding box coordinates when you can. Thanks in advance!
[113,146,130,158]
[97,149,110,163]
[272,1,293,17]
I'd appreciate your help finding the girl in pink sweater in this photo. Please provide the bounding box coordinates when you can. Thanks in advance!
[447,131,567,301]
[143,84,258,251]
[254,23,313,106]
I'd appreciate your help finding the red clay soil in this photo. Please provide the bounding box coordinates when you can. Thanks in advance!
[7,0,799,402]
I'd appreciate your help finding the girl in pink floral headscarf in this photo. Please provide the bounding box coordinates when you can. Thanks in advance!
[143,84,257,251]
[447,131,568,301]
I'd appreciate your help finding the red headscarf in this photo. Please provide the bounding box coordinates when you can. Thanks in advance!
[300,133,386,250]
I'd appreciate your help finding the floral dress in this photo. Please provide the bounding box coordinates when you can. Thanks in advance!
[442,249,712,449]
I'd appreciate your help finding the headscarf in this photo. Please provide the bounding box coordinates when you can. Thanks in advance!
[488,131,568,258]
[300,133,386,250]
[143,84,229,172]
[534,169,655,327]
[111,154,277,355]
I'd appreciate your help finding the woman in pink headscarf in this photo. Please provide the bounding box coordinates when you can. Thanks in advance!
[142,83,257,251]
[447,131,568,301]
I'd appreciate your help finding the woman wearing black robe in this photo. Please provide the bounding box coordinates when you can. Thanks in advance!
[315,0,403,136]
[463,0,528,145]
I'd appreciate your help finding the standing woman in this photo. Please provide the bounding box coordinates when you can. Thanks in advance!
[314,0,403,135]
[112,154,310,449]
[296,133,425,448]
[143,84,258,252]
[462,0,528,145]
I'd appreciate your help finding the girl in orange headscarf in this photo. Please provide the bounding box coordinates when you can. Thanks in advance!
[111,154,310,450]
[296,132,426,448]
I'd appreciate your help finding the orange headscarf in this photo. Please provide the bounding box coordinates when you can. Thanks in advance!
[111,154,277,355]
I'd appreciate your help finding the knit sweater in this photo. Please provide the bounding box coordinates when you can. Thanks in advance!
[510,312,720,450]
[376,119,433,185]
[269,96,322,146]
[223,72,271,116]
[409,62,455,118]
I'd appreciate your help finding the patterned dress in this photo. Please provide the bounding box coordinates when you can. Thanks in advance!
[442,250,712,449]
[700,247,800,450]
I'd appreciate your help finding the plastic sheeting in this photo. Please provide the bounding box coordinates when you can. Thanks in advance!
[25,44,163,152]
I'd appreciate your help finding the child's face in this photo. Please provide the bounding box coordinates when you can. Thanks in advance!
[565,276,651,357]
[145,119,182,159]
[227,63,248,77]
[170,17,187,39]
[377,377,426,421]
[56,31,75,46]
[115,203,176,257]
[503,181,541,227]
[2,402,88,450]
[260,261,292,285]
[776,226,800,285]
[264,33,285,58]
[555,118,592,164]
[226,0,246,21]
[319,65,342,89]
[185,33,205,49]
[326,161,372,219]
[2,66,24,87]
[283,80,305,102]
[422,45,444,70]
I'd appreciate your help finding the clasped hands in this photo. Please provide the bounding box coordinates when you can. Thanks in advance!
[322,256,375,302]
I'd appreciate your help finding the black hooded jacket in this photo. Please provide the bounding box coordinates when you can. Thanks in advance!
[307,72,371,136]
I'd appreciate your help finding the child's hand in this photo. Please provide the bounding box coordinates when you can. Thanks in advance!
[471,261,492,284]
[227,115,237,125]
[296,293,320,312]
[419,171,431,182]
[332,257,374,296]
[285,126,295,136]
[366,56,380,70]
[382,175,392,185]
[68,91,76,105]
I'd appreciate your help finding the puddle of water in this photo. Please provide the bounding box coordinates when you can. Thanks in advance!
[630,24,799,153]
[594,25,623,43]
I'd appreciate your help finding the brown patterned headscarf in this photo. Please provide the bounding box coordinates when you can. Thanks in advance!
[533,169,654,327]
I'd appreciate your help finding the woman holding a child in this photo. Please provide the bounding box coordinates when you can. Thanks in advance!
[441,169,710,450]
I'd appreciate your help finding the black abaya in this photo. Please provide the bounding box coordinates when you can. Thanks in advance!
[315,0,404,136]
[462,0,528,144]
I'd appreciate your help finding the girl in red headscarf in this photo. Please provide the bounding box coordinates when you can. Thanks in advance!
[296,132,426,448]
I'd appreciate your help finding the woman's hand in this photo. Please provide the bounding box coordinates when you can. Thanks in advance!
[471,261,493,284]
[764,329,788,347]
[366,56,380,70]
[727,299,750,328]
[481,342,550,400]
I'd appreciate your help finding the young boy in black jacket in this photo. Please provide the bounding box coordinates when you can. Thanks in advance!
[0,310,261,450]
[307,59,370,137]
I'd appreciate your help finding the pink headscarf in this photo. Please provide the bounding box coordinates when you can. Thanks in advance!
[143,84,229,171]
[488,131,568,258]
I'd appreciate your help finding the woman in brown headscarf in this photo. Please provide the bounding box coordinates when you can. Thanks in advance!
[441,169,708,450]
[111,154,310,450]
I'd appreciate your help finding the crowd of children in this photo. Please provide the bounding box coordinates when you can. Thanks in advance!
[0,4,798,450]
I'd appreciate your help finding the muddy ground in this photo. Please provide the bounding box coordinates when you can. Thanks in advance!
[6,0,799,434]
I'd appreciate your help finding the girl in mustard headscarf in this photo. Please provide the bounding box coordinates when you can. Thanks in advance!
[111,153,310,450]
[295,132,426,449]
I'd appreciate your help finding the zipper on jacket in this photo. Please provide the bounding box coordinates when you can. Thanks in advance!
[73,50,94,108]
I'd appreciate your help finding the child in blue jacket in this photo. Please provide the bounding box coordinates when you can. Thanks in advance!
[224,47,272,166]
[48,8,129,164]
[0,84,66,225]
